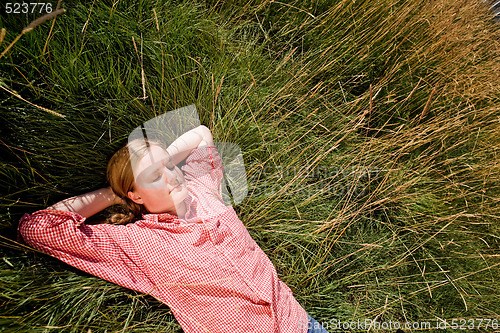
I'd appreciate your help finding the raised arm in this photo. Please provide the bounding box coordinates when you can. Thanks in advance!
[48,187,123,218]
[18,205,152,296]
[166,125,214,165]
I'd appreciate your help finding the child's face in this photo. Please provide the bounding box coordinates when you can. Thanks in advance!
[127,145,188,215]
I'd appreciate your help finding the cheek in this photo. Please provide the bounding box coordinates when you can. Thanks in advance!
[140,187,172,205]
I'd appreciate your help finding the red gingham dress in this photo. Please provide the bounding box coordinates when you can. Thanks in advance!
[18,146,309,333]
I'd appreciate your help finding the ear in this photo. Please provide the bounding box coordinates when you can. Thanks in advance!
[127,190,144,204]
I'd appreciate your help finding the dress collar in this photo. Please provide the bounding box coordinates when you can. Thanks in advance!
[141,212,180,224]
[140,192,196,224]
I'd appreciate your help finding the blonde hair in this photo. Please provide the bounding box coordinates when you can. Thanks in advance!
[106,139,165,225]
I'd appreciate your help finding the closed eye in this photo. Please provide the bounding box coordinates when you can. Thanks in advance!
[149,170,163,182]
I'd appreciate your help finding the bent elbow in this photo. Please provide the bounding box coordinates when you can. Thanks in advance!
[197,125,214,145]
[17,213,40,246]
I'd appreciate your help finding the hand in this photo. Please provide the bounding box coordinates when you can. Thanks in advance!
[166,125,214,165]
[106,187,126,206]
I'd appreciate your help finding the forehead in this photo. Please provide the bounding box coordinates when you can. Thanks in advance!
[134,145,170,175]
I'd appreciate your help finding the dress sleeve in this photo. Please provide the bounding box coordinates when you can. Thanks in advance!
[18,209,150,292]
[181,146,228,215]
[182,146,224,190]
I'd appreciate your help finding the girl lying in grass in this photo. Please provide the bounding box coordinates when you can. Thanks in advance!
[18,125,329,333]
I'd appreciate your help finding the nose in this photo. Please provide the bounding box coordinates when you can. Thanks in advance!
[164,167,179,186]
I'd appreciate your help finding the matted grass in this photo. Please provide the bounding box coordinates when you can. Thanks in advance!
[1,0,499,331]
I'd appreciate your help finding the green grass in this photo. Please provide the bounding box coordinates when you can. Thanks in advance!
[1,0,499,331]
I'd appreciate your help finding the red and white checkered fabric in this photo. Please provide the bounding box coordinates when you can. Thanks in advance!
[18,146,308,333]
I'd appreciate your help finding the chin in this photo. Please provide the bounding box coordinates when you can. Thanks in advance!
[172,185,188,203]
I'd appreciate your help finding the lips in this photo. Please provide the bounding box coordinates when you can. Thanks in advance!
[170,180,184,192]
